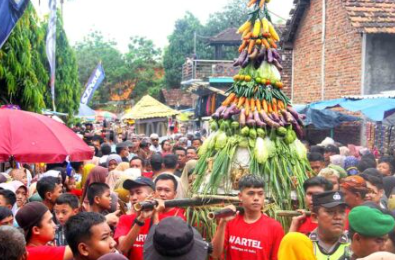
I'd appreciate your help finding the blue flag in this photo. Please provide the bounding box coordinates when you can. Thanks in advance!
[0,0,30,49]
[80,63,106,105]
[46,0,57,111]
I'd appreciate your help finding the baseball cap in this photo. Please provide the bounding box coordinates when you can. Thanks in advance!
[123,176,155,190]
[144,217,210,260]
[313,191,347,208]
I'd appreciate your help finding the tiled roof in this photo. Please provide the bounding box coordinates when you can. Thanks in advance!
[160,89,194,107]
[342,0,395,33]
[209,28,241,45]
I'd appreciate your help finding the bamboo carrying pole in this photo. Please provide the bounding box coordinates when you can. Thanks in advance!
[275,210,311,217]
[134,197,241,212]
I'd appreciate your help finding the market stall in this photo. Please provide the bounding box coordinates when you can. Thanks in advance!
[121,95,179,136]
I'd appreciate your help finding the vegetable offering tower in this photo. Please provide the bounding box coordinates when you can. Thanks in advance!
[193,0,310,211]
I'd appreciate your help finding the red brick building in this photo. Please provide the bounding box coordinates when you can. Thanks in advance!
[282,0,395,104]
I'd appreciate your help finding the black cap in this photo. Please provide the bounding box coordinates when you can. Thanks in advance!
[313,191,346,208]
[324,144,340,154]
[123,176,155,190]
[144,217,209,260]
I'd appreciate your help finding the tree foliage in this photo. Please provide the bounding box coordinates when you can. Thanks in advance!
[163,0,248,88]
[74,34,163,103]
[0,4,81,114]
[0,4,48,112]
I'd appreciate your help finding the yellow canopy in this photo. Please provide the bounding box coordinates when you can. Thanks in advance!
[121,95,180,120]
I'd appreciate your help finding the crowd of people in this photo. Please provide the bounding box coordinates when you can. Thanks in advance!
[0,122,395,260]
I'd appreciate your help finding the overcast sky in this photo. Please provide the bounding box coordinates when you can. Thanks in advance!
[31,0,294,52]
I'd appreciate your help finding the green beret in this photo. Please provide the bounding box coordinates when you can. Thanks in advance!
[349,206,395,237]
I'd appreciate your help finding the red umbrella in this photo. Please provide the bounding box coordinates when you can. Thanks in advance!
[0,110,94,163]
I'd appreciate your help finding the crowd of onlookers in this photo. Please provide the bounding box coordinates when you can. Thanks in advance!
[1,121,395,260]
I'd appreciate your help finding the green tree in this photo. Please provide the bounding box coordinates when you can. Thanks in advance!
[74,32,129,104]
[0,3,48,112]
[124,36,163,99]
[163,12,205,88]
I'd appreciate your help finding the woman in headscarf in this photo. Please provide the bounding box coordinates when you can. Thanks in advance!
[106,154,122,172]
[10,180,28,216]
[278,232,316,260]
[79,163,96,190]
[105,162,130,192]
[344,156,360,176]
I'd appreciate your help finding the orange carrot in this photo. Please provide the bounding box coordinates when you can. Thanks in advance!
[262,100,268,113]
[272,98,278,114]
[250,98,256,112]
[268,38,278,48]
[243,32,252,40]
[248,40,256,54]
[245,100,250,116]
[222,93,236,106]
[259,0,266,9]
[277,100,284,111]
[248,0,258,7]
[262,38,270,49]
[238,97,246,108]
[233,97,239,105]
[267,102,273,114]
[238,40,248,53]
[256,98,262,112]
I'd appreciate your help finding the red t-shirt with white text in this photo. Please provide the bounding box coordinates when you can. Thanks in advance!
[224,214,284,260]
[114,207,186,260]
[27,246,65,260]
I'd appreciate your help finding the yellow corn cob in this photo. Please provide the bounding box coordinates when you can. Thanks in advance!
[269,21,280,41]
[237,20,252,34]
[252,19,261,38]
[261,18,269,34]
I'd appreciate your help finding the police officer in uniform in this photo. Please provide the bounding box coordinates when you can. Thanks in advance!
[310,191,351,260]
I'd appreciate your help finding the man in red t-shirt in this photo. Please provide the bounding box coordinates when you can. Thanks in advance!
[115,174,185,260]
[15,202,73,260]
[211,175,284,260]
[289,177,334,235]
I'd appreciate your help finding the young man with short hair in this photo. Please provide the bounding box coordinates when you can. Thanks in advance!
[192,138,203,149]
[65,212,117,260]
[16,202,73,260]
[309,191,350,259]
[324,145,340,166]
[0,189,16,210]
[289,176,333,235]
[115,175,185,260]
[308,152,325,175]
[186,146,198,160]
[0,206,13,226]
[36,176,63,212]
[116,143,130,163]
[0,225,28,260]
[340,176,368,210]
[54,193,80,246]
[173,147,187,177]
[359,173,384,207]
[129,156,144,172]
[346,206,395,259]
[211,175,284,260]
[87,183,112,214]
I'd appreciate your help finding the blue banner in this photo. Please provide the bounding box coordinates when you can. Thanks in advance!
[0,0,30,49]
[80,63,106,105]
[46,0,57,111]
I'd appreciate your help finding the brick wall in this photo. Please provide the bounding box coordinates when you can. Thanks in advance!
[291,0,363,104]
[280,49,293,98]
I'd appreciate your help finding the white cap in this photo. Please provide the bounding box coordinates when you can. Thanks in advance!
[150,133,159,139]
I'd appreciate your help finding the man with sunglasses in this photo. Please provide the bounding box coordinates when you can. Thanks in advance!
[149,134,162,153]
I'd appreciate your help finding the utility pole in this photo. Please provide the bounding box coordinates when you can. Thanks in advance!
[194,31,197,56]
[60,0,64,17]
